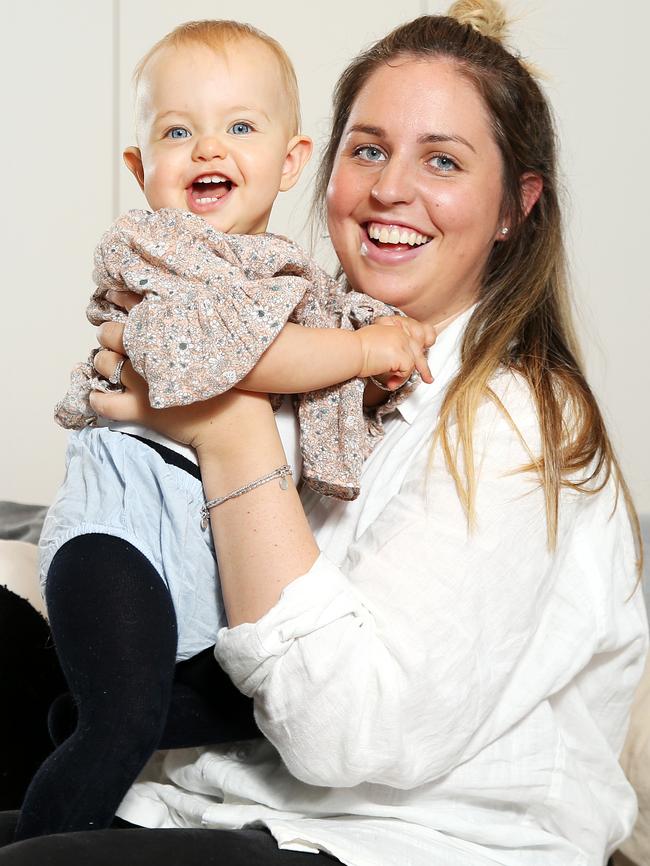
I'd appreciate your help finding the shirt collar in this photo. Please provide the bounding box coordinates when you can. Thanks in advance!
[395,304,476,425]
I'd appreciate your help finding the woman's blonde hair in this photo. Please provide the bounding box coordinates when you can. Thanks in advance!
[314,0,641,565]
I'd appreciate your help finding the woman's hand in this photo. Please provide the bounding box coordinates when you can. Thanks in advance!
[94,288,140,354]
[90,324,271,455]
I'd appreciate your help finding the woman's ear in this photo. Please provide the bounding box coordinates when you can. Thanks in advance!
[123,147,145,191]
[496,172,543,240]
[279,135,314,192]
[520,171,543,218]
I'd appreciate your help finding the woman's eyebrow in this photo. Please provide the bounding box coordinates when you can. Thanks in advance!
[418,133,476,153]
[347,124,476,153]
[347,124,385,137]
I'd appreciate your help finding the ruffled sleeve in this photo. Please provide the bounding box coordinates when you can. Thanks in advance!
[110,210,313,407]
[54,210,317,427]
[294,284,414,499]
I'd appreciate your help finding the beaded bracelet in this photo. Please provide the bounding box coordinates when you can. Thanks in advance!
[200,464,292,528]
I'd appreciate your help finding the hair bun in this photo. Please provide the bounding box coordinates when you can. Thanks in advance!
[447,0,508,42]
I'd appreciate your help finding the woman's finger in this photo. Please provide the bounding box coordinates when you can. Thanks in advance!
[93,348,123,379]
[105,289,142,312]
[89,388,145,422]
[96,320,126,354]
[93,350,141,391]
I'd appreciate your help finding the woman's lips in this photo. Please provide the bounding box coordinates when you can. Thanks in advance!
[360,223,432,263]
[367,221,432,247]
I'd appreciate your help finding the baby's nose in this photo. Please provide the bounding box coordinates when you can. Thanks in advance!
[192,135,227,161]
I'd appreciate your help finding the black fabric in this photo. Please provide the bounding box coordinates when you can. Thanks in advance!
[0,812,342,865]
[14,533,257,841]
[122,433,202,481]
[49,645,259,751]
[0,588,66,810]
[14,534,179,840]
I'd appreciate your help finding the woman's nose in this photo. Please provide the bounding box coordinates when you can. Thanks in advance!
[192,135,227,162]
[370,158,417,206]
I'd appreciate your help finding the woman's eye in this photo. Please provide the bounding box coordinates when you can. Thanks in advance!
[354,145,386,162]
[229,122,253,135]
[166,127,190,140]
[429,154,458,172]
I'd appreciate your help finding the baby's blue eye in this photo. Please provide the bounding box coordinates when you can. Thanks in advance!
[167,127,190,139]
[229,122,252,135]
[430,154,457,172]
[355,145,385,162]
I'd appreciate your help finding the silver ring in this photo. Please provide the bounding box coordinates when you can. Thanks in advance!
[108,358,126,387]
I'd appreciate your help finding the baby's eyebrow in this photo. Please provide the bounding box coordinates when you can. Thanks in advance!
[229,104,271,123]
[153,110,191,123]
[152,106,273,125]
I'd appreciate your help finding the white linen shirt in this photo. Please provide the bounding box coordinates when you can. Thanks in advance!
[117,308,647,866]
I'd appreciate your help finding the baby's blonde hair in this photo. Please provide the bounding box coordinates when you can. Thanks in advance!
[133,19,301,136]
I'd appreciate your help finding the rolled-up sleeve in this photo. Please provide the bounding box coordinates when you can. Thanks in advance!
[214,374,633,790]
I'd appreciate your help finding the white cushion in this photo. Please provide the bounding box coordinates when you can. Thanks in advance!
[0,539,46,619]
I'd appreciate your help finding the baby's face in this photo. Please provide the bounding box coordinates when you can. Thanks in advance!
[127,40,300,234]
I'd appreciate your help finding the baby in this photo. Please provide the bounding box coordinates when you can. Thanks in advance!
[19,21,432,840]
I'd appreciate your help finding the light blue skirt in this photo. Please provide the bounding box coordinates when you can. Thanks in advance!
[40,426,225,661]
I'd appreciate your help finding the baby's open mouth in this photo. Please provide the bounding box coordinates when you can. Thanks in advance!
[365,222,432,248]
[189,174,233,204]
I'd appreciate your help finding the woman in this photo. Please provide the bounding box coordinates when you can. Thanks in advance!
[0,1,645,864]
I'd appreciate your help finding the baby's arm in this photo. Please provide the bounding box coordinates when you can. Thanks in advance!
[238,318,435,394]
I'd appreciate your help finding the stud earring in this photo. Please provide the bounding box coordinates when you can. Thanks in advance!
[500,227,509,235]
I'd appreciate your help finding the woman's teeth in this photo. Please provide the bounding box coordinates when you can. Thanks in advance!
[367,223,431,246]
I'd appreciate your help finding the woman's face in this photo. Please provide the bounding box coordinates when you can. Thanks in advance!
[326,56,507,325]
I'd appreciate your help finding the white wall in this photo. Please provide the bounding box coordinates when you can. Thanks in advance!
[2,0,648,512]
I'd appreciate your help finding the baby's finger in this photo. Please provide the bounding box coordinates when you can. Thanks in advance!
[412,342,433,383]
[423,322,437,347]
[96,320,126,354]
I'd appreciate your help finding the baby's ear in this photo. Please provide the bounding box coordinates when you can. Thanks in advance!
[123,147,145,191]
[279,135,313,192]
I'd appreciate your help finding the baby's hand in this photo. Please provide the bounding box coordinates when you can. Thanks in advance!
[356,316,435,389]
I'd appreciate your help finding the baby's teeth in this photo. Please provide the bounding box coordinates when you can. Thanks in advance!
[399,230,409,244]
[379,227,390,243]
[196,196,219,204]
[388,228,400,244]
[408,232,417,245]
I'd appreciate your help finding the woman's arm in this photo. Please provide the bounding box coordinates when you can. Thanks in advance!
[91,344,639,791]
[90,349,319,625]
[193,392,320,625]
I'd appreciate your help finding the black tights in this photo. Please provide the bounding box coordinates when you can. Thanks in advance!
[15,533,259,841]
